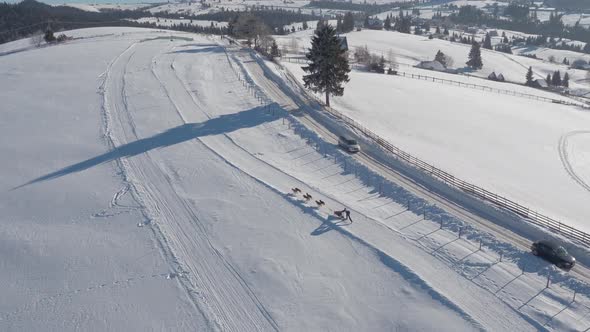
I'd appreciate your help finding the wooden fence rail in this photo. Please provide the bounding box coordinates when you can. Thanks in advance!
[317,103,590,245]
[276,61,590,245]
[281,57,587,108]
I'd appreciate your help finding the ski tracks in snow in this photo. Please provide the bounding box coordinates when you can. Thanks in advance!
[558,130,590,193]
[103,40,279,331]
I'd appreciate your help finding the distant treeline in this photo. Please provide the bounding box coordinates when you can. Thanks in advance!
[449,5,590,45]
[0,0,149,44]
[305,0,415,15]
[158,8,317,31]
[546,0,590,10]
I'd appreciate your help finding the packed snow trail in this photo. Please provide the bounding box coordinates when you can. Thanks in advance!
[558,130,590,193]
[164,40,552,331]
[102,40,279,331]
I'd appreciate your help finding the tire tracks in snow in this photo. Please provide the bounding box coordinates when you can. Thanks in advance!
[558,130,590,193]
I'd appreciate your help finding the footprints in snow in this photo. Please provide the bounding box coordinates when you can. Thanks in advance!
[92,184,143,221]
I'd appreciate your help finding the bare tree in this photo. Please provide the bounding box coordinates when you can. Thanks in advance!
[289,37,299,54]
[30,32,44,47]
[387,49,398,69]
[234,13,271,48]
[548,55,556,63]
[281,44,289,57]
[444,54,455,68]
[354,45,370,65]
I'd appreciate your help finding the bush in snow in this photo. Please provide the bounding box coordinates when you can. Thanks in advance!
[44,28,56,43]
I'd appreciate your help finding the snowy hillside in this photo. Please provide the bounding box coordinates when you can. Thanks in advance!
[277,28,590,96]
[2,27,590,331]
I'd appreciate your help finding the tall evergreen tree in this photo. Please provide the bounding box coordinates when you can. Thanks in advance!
[443,27,449,35]
[563,72,570,87]
[336,16,342,32]
[525,66,534,86]
[384,14,392,30]
[342,12,354,32]
[483,33,492,49]
[466,41,483,69]
[363,15,370,28]
[302,21,308,30]
[435,50,447,67]
[303,24,351,107]
[546,73,552,85]
[552,70,562,86]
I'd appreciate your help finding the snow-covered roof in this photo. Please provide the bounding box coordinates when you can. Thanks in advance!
[416,60,446,71]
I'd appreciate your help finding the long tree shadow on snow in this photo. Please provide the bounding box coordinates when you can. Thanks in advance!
[13,105,275,190]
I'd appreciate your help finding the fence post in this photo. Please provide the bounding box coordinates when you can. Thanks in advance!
[499,251,503,262]
[479,240,482,251]
[546,273,551,288]
[573,290,577,302]
[458,227,463,239]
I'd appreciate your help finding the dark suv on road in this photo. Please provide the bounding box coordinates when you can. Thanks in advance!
[531,240,576,271]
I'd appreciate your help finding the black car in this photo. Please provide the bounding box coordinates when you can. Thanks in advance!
[531,240,576,271]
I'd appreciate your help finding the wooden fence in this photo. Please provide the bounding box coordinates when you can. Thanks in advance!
[319,103,590,245]
[281,57,587,108]
[277,58,590,246]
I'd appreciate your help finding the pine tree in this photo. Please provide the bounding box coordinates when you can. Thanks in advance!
[483,33,492,49]
[435,26,441,34]
[525,66,534,86]
[552,70,562,86]
[466,41,483,69]
[562,57,569,65]
[364,15,370,28]
[563,72,570,87]
[343,12,354,32]
[503,35,509,44]
[384,15,392,30]
[336,16,342,32]
[443,27,449,35]
[546,73,552,85]
[303,24,351,107]
[435,50,447,67]
[302,21,308,30]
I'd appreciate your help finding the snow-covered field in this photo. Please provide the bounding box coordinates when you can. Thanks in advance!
[281,38,590,234]
[277,28,590,95]
[3,26,590,330]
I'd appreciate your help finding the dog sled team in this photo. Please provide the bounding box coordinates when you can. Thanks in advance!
[291,187,353,223]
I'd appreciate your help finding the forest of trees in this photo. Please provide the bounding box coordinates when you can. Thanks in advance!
[0,0,150,44]
[305,0,413,16]
[448,5,590,46]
